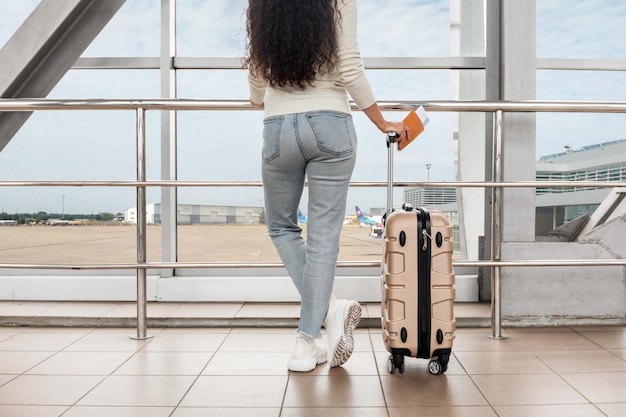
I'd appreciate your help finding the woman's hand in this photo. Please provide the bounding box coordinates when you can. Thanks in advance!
[362,103,410,149]
[249,98,264,109]
[381,121,411,149]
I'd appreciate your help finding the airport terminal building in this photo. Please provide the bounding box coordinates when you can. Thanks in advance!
[405,138,626,239]
[536,138,626,234]
[125,203,263,225]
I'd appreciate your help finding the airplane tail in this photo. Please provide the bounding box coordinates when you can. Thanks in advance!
[355,206,366,220]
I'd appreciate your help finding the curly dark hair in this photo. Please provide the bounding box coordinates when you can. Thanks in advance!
[245,0,341,88]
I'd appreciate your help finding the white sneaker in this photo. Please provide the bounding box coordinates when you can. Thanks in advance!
[287,335,327,372]
[325,298,362,368]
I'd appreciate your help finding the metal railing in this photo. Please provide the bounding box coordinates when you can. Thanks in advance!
[1,98,626,339]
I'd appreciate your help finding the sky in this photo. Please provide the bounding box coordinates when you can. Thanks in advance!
[0,0,625,215]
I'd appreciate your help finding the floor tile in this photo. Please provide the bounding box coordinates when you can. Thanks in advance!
[171,407,280,417]
[102,302,181,318]
[202,351,290,375]
[304,351,379,376]
[114,352,213,375]
[0,351,54,374]
[368,329,387,352]
[0,375,17,386]
[230,327,296,334]
[281,407,390,417]
[62,332,150,352]
[27,351,133,375]
[388,406,498,417]
[0,330,19,343]
[513,330,601,351]
[37,302,119,317]
[0,312,624,416]
[351,331,374,352]
[140,332,227,352]
[0,405,68,417]
[180,375,287,408]
[62,406,174,417]
[283,375,386,408]
[454,351,553,374]
[534,349,626,373]
[472,374,588,406]
[0,375,104,405]
[561,372,626,403]
[168,303,243,318]
[451,332,524,352]
[380,374,488,407]
[0,332,86,351]
[493,404,607,417]
[579,329,626,349]
[596,403,626,417]
[610,348,626,361]
[77,375,195,407]
[219,332,295,352]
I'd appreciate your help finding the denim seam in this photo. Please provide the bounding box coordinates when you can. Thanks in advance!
[293,114,307,160]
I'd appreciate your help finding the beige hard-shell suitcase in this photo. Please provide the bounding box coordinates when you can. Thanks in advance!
[380,133,456,375]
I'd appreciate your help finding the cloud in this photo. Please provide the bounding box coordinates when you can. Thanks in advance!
[0,0,39,47]
[537,1,626,59]
[1,0,625,213]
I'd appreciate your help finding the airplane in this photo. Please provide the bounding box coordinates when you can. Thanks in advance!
[298,209,354,225]
[297,209,307,225]
[355,206,382,227]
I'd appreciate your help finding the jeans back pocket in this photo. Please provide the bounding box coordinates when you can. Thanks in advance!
[262,115,284,163]
[306,111,355,157]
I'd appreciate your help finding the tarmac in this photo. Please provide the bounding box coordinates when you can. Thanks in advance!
[0,223,386,265]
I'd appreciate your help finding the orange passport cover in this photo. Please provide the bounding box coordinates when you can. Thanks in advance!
[398,110,425,151]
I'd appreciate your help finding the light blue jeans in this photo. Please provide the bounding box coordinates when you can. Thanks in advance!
[262,111,357,339]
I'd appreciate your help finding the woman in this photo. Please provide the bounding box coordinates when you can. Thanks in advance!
[245,0,409,372]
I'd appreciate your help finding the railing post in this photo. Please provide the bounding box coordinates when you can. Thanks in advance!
[131,107,152,340]
[488,109,507,339]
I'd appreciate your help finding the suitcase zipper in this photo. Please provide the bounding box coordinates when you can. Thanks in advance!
[417,208,432,359]
[422,229,432,251]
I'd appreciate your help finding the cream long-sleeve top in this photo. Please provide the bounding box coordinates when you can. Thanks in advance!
[248,0,376,119]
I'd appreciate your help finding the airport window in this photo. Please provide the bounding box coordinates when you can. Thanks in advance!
[2,0,625,303]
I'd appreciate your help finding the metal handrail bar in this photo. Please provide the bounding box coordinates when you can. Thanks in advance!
[3,259,626,270]
[1,180,625,189]
[2,98,626,339]
[1,98,626,113]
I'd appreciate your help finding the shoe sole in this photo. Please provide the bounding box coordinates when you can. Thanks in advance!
[329,301,361,367]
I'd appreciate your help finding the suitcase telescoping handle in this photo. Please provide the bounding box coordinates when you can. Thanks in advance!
[386,132,398,216]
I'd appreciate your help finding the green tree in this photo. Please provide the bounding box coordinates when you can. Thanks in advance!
[98,212,115,221]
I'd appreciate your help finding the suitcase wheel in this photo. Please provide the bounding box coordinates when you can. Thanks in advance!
[388,354,405,374]
[428,355,449,375]
[428,359,443,375]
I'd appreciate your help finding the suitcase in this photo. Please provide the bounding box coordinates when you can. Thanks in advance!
[380,133,456,375]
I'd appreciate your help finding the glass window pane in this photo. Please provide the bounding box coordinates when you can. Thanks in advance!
[358,0,451,56]
[537,1,626,59]
[177,1,248,56]
[82,1,160,57]
[178,70,249,99]
[0,0,39,47]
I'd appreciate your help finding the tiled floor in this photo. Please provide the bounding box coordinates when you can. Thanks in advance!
[0,303,625,416]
